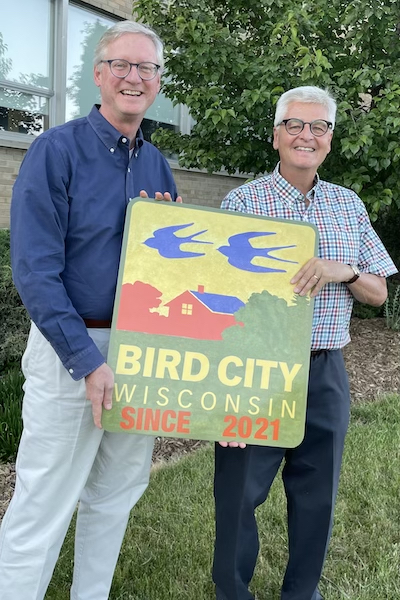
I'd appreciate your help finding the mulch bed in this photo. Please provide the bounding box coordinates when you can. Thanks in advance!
[342,317,399,402]
[1,318,399,520]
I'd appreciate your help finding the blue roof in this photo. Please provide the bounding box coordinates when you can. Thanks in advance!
[191,291,245,315]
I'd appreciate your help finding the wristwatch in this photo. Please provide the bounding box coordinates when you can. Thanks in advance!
[345,264,361,284]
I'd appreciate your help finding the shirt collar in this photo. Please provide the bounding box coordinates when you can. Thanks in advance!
[271,162,320,206]
[87,105,144,154]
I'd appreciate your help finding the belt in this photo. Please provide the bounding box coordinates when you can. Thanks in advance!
[310,349,328,357]
[83,318,112,328]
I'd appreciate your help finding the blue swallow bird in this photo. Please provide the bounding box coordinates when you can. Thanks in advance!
[217,232,298,273]
[143,223,213,258]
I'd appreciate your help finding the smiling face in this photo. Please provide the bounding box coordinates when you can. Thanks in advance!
[94,33,161,137]
[273,101,333,190]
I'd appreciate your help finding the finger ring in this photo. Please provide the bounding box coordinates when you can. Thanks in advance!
[313,274,320,281]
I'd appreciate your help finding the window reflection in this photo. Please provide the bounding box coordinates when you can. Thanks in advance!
[1,1,51,85]
[0,0,51,136]
[0,87,48,135]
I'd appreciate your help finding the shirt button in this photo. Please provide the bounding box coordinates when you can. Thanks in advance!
[109,148,115,153]
[121,137,127,143]
[127,167,131,173]
[69,368,74,374]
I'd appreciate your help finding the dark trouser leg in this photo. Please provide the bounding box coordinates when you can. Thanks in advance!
[281,350,350,600]
[213,443,285,600]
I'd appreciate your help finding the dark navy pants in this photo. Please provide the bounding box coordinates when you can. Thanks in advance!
[213,350,350,600]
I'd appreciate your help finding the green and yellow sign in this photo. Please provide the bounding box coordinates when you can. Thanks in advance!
[102,199,318,447]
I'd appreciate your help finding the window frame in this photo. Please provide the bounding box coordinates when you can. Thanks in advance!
[0,0,191,150]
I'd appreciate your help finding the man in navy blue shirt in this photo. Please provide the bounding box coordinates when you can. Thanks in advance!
[0,21,181,600]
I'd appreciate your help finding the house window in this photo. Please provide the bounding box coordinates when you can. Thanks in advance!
[0,0,190,149]
[181,303,193,315]
[0,0,53,137]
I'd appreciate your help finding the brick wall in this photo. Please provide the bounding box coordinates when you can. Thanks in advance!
[0,147,26,228]
[86,0,132,20]
[172,168,247,209]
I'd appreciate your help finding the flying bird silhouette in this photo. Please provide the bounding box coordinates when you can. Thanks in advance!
[217,231,298,273]
[143,223,213,258]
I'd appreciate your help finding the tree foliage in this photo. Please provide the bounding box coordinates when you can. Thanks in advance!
[222,290,311,362]
[67,20,109,119]
[135,0,400,220]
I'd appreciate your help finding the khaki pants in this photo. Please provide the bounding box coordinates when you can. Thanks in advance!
[0,323,154,600]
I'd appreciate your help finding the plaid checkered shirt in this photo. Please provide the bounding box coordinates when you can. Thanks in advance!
[221,164,398,349]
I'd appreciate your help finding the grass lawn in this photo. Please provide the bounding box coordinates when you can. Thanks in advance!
[46,394,400,600]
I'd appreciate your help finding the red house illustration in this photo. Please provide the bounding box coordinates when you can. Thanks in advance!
[117,282,244,340]
[164,285,244,340]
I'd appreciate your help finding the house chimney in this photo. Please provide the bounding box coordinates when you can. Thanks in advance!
[198,285,205,293]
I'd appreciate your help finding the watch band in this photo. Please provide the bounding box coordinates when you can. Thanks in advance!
[345,264,360,284]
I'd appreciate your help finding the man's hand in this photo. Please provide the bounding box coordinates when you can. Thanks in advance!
[218,441,247,449]
[139,190,183,203]
[291,258,354,297]
[85,363,114,429]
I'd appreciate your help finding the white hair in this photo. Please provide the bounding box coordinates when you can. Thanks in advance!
[274,86,337,129]
[94,20,164,70]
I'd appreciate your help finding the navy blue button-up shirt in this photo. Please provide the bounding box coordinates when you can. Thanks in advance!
[11,105,178,380]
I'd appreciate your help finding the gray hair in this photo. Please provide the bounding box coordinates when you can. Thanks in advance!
[94,21,164,70]
[274,86,337,129]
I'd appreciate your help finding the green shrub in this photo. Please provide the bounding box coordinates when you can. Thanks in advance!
[0,369,24,460]
[352,300,382,320]
[374,206,400,274]
[0,229,30,372]
[352,277,399,320]
[384,282,400,331]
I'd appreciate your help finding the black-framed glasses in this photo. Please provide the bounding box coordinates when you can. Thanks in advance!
[278,118,333,136]
[100,59,160,80]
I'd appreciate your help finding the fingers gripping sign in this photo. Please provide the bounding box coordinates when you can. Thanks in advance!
[219,441,247,449]
[139,189,183,203]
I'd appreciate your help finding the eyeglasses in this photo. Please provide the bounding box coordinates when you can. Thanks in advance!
[100,59,160,81]
[278,118,333,136]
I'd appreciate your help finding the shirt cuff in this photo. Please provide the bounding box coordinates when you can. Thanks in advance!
[63,343,106,381]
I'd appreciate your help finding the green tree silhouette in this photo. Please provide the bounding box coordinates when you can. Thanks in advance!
[222,290,312,361]
[67,20,109,119]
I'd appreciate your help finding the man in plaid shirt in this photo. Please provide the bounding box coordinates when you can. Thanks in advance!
[213,86,397,600]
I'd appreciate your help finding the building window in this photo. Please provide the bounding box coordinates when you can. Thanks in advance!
[66,4,115,122]
[181,303,193,316]
[0,0,53,136]
[0,0,190,149]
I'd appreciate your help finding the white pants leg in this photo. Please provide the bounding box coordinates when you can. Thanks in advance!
[0,323,154,600]
[71,421,154,600]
